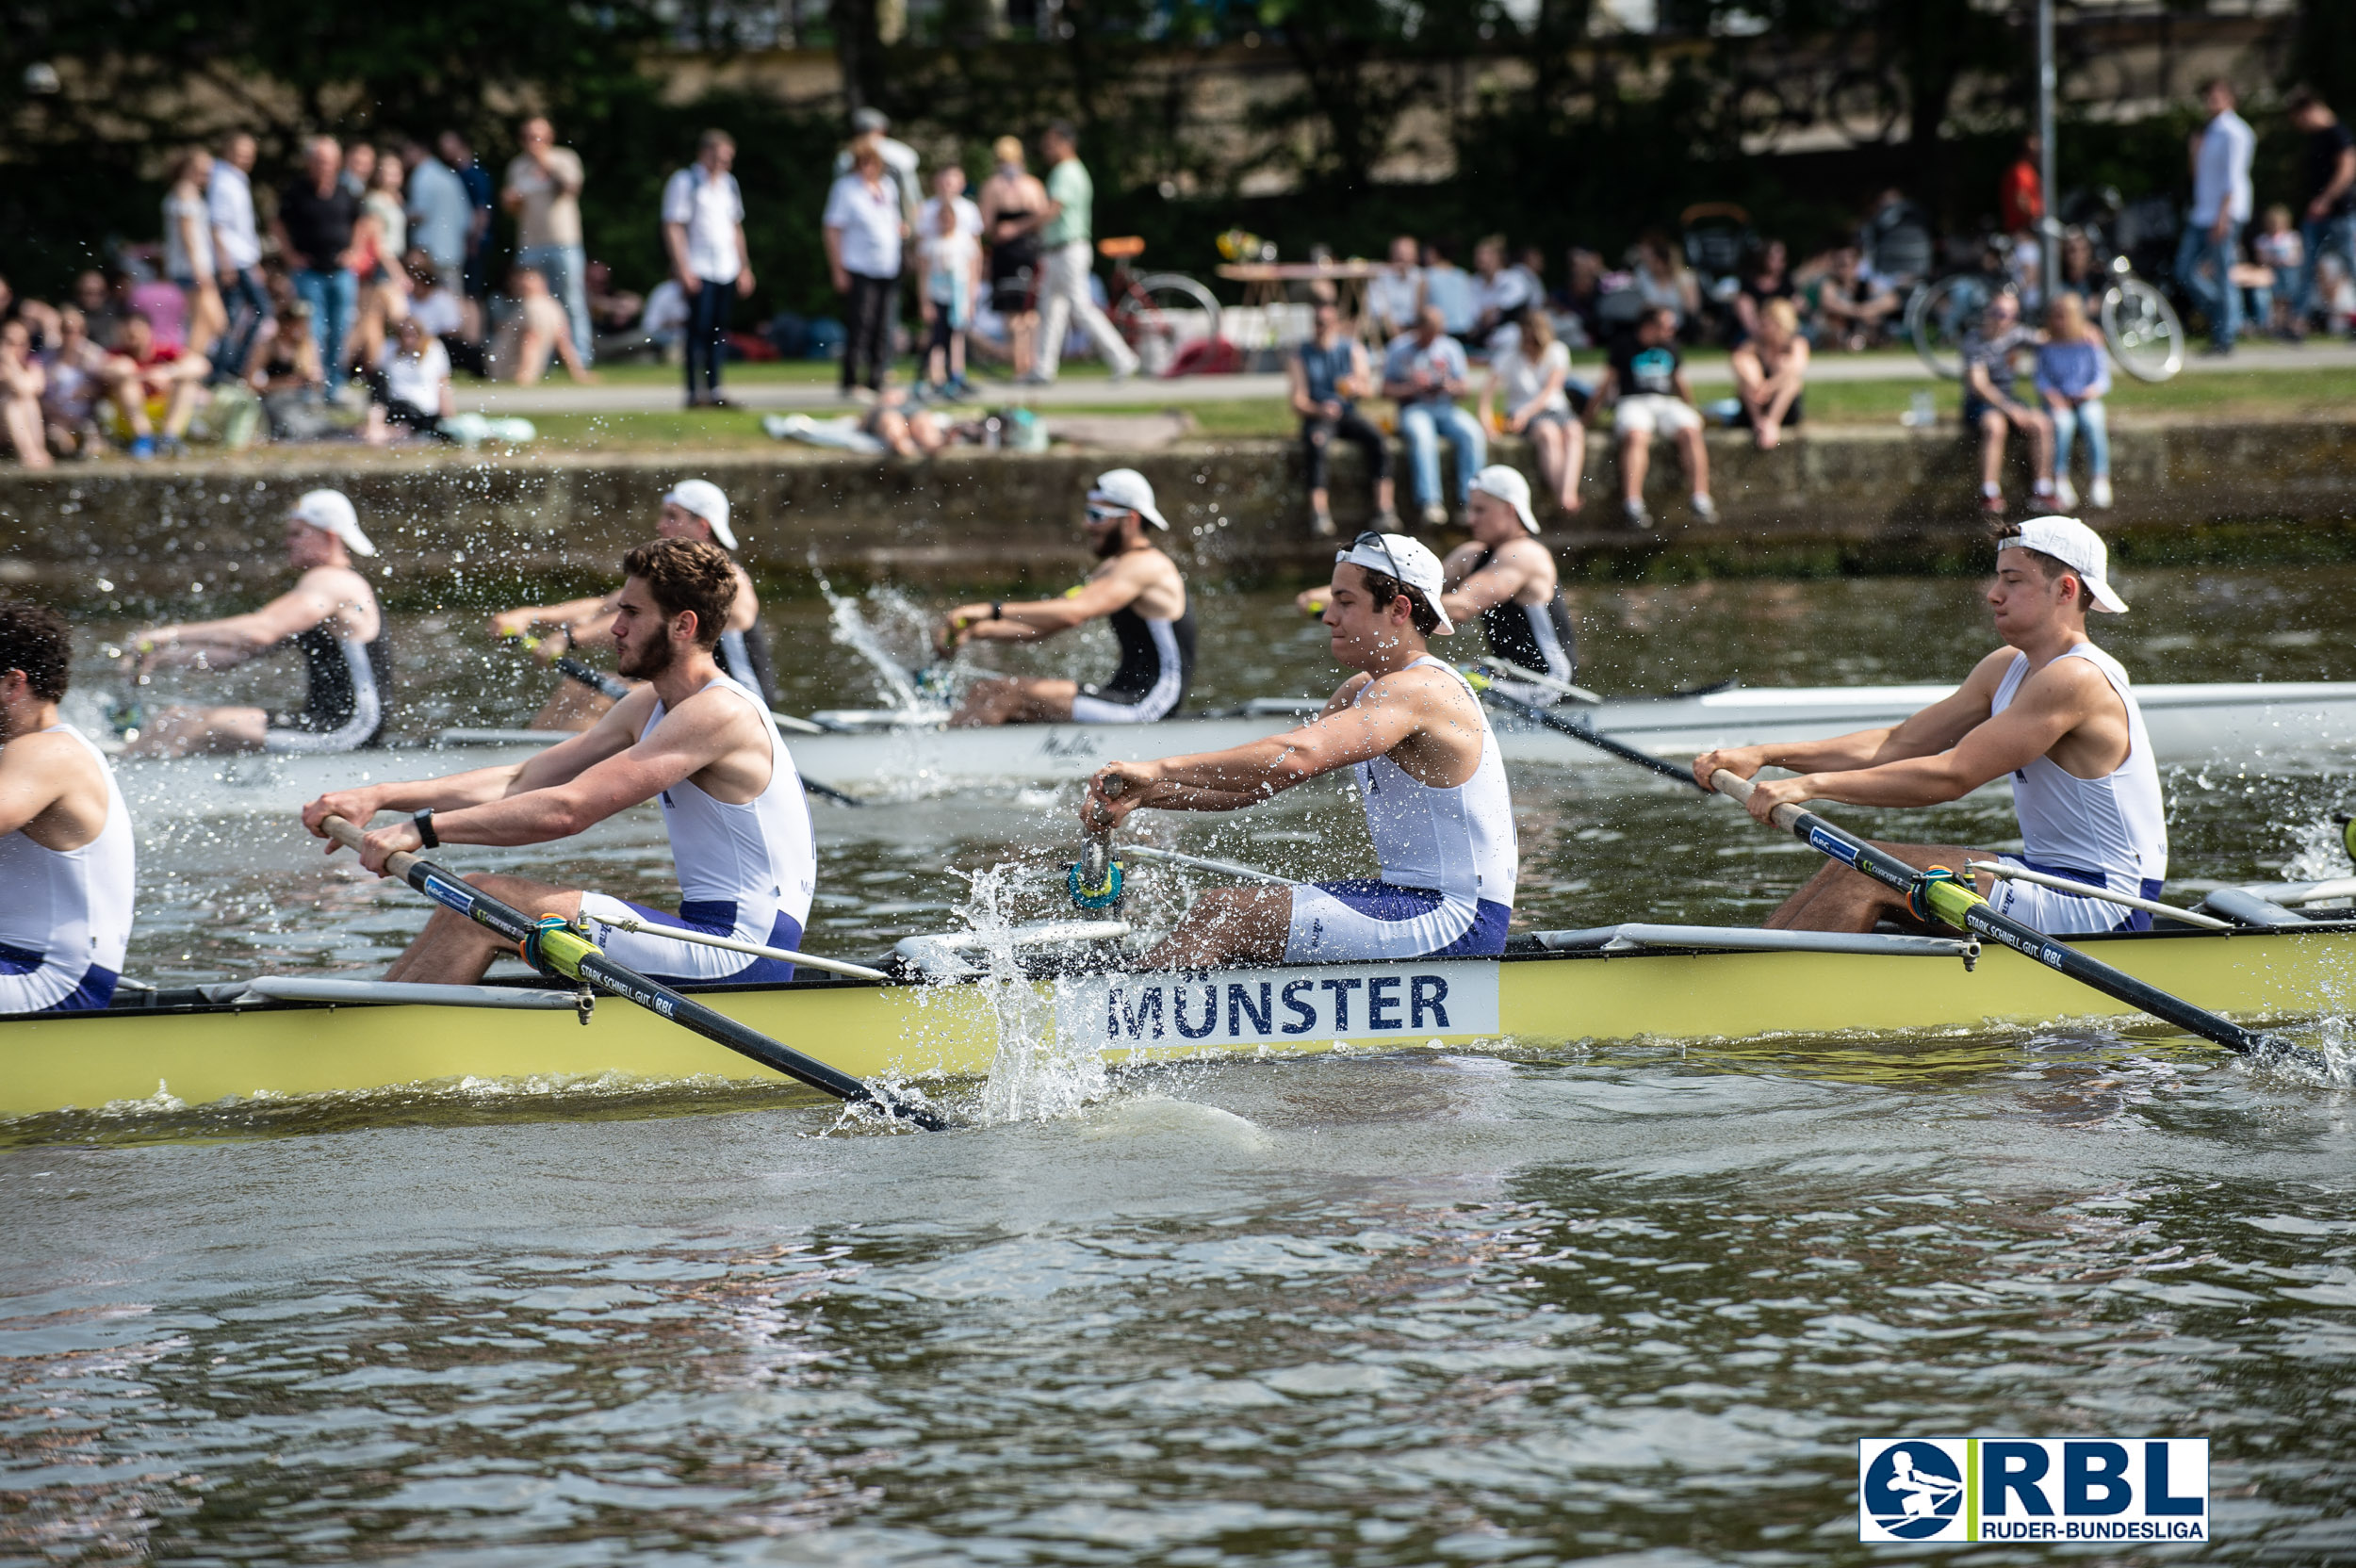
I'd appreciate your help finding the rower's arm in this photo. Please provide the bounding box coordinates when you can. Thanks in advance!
[950,565,1144,645]
[1777,662,2109,809]
[1441,543,1537,620]
[139,574,359,670]
[1695,652,2006,791]
[488,593,617,642]
[1083,672,1425,821]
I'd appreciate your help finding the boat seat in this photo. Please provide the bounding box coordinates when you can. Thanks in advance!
[2197,889,2312,927]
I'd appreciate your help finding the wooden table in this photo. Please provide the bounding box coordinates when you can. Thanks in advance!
[1215,261,1387,343]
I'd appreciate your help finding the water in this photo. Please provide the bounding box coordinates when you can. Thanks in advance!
[8,566,2356,1563]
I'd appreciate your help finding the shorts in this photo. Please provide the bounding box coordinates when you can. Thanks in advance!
[1985,857,2163,934]
[0,940,119,1015]
[1284,879,1512,964]
[1736,392,1804,428]
[1524,406,1577,435]
[576,893,804,985]
[1612,394,1702,437]
[1072,678,1184,725]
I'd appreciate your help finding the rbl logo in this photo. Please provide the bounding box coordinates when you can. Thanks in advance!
[1858,1438,2208,1544]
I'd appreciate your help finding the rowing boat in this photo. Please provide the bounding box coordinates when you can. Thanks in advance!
[8,918,2348,1122]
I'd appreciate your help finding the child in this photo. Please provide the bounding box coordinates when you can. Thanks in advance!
[2033,293,2111,511]
[922,199,980,399]
[2250,204,2305,340]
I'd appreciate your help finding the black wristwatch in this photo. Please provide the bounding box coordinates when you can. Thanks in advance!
[990,601,1004,621]
[413,808,440,849]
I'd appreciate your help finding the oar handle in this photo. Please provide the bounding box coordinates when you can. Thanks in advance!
[323,813,422,881]
[1709,767,1808,830]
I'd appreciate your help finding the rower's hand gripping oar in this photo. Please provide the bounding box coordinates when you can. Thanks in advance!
[499,634,862,808]
[319,814,945,1128]
[1070,775,1127,910]
[1707,770,2317,1068]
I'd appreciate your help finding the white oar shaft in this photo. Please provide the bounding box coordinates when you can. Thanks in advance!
[600,917,890,982]
[1465,658,1602,706]
[1121,843,1293,884]
[1967,861,2230,930]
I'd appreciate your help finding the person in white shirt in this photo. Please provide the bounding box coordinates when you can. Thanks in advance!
[921,199,982,397]
[1469,236,1540,348]
[2176,76,2256,354]
[663,129,755,410]
[834,106,923,231]
[1366,235,1425,340]
[917,166,985,258]
[824,139,907,399]
[1480,310,1582,515]
[207,132,268,380]
[365,315,453,443]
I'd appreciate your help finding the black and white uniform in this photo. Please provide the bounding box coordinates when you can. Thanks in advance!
[1468,546,1577,705]
[1071,601,1196,725]
[264,621,392,753]
[715,619,779,711]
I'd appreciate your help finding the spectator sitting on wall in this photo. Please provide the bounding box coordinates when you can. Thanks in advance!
[363,315,453,444]
[1729,297,1808,450]
[112,312,208,458]
[1813,245,1898,350]
[403,252,485,378]
[1593,304,1714,531]
[1,319,50,469]
[1470,236,1542,349]
[39,308,128,459]
[251,302,337,441]
[1960,290,2053,516]
[2035,292,2112,511]
[1291,299,1396,537]
[74,270,130,351]
[1553,247,1606,349]
[490,267,596,386]
[1481,307,1582,516]
[1383,304,1485,529]
[1420,243,1478,338]
[1367,235,1425,342]
[1733,238,1793,342]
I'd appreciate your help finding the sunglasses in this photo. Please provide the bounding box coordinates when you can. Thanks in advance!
[1339,529,1403,582]
[1085,503,1131,524]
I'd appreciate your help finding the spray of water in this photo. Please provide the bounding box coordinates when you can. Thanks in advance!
[808,560,945,715]
[959,862,1109,1123]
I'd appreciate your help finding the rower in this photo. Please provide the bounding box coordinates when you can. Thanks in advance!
[1080,531,1515,969]
[123,489,391,758]
[300,538,815,986]
[488,480,776,729]
[938,467,1195,727]
[1693,515,2167,935]
[0,601,136,1014]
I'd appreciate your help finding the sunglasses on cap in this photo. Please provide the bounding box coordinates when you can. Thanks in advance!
[1340,529,1403,581]
[1085,503,1132,524]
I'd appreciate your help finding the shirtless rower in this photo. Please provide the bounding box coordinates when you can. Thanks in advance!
[0,601,137,1014]
[1693,515,2167,934]
[122,489,392,758]
[1299,465,1578,705]
[488,480,777,729]
[300,538,816,985]
[1081,531,1515,970]
[938,467,1195,728]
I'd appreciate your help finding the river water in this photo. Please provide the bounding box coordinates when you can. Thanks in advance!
[7,567,2355,1563]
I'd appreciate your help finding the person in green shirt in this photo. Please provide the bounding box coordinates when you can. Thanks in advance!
[1017,122,1139,385]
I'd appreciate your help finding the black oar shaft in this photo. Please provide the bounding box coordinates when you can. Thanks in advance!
[1480,688,1704,789]
[322,816,941,1126]
[1707,770,2273,1058]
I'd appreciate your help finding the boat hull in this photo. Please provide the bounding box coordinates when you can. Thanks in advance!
[7,923,2348,1121]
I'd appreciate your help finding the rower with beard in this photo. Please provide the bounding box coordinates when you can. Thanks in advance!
[936,468,1194,727]
[489,480,777,729]
[300,538,816,986]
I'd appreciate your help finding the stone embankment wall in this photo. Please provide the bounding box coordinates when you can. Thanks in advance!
[4,420,2353,609]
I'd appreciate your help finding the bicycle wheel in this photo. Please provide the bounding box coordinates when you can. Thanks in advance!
[2102,277,2184,383]
[1111,272,1222,376]
[1907,273,1992,381]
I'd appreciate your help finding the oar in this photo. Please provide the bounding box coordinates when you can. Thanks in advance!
[1705,770,2313,1065]
[1120,843,1292,885]
[1459,658,1604,707]
[1471,680,1705,789]
[320,814,945,1128]
[499,635,862,807]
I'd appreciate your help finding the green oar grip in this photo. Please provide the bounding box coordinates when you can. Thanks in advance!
[524,915,600,982]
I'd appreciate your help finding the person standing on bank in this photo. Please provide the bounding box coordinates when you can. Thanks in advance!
[503,117,593,371]
[272,138,364,396]
[663,130,755,411]
[936,468,1193,727]
[977,136,1051,381]
[1019,122,1141,387]
[1290,299,1397,538]
[2176,77,2255,356]
[490,480,774,729]
[825,140,905,400]
[122,490,391,759]
[0,600,137,1016]
[301,539,815,988]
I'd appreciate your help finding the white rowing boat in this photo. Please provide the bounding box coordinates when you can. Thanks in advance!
[99,680,2356,818]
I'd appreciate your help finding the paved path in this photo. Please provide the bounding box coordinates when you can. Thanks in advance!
[460,341,2356,416]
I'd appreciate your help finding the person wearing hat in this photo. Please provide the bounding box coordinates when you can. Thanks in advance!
[489,480,776,729]
[1080,530,1518,970]
[1694,516,2167,936]
[937,467,1194,727]
[1439,466,1578,704]
[122,488,393,758]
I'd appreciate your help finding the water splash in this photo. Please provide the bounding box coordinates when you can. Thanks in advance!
[809,561,942,714]
[2280,811,2356,884]
[960,862,1108,1124]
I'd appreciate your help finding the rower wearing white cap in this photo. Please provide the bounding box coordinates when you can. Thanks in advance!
[1081,531,1517,969]
[1694,516,2168,935]
[938,467,1195,727]
[122,488,392,758]
[489,479,777,728]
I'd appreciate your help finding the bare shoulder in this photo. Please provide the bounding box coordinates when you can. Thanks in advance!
[662,680,769,744]
[1958,645,2028,695]
[2021,650,2119,710]
[1367,661,1472,713]
[0,727,89,776]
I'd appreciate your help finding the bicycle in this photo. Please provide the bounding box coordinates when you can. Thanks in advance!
[1908,219,2184,384]
[1095,237,1221,377]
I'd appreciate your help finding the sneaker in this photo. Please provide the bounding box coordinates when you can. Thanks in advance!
[704,395,736,411]
[1980,490,2007,516]
[1690,492,1718,524]
[129,435,156,462]
[2088,475,2114,510]
[2053,475,2078,510]
[1311,506,1336,538]
[1419,503,1449,530]
[1623,498,1653,530]
[1106,366,1136,386]
[156,434,186,458]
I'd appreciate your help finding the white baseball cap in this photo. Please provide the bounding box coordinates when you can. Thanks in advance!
[1335,531,1455,634]
[288,489,375,557]
[1087,468,1169,530]
[1469,464,1539,533]
[663,480,735,550]
[1999,515,2127,613]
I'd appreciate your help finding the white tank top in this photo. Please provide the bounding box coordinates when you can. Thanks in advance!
[640,676,816,928]
[1352,657,1518,908]
[0,724,137,1004]
[1990,644,2168,889]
